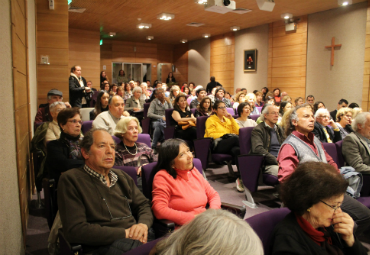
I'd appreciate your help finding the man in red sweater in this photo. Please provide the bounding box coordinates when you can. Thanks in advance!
[34,89,71,123]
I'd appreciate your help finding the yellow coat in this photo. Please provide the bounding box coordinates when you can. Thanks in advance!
[204,114,239,139]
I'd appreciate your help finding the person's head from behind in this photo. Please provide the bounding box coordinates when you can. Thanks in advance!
[313,101,325,114]
[47,89,63,105]
[57,107,82,137]
[154,139,193,179]
[71,65,81,76]
[109,95,124,118]
[337,99,348,110]
[279,101,292,116]
[237,102,251,117]
[295,97,304,106]
[352,112,370,139]
[80,129,115,172]
[199,97,212,112]
[114,117,142,146]
[49,101,66,122]
[280,162,347,228]
[314,108,331,127]
[235,91,246,104]
[212,100,227,117]
[215,88,225,99]
[336,107,353,126]
[155,209,263,255]
[260,104,279,126]
[210,76,215,82]
[348,102,359,109]
[196,88,207,100]
[286,104,314,137]
[306,95,315,105]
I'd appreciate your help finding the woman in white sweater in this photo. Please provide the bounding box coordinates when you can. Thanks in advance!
[235,102,257,128]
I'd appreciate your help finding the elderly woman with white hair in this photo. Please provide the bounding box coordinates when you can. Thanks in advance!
[335,107,354,139]
[125,86,145,123]
[114,116,157,176]
[140,82,150,100]
[151,209,263,255]
[45,101,66,143]
[312,108,341,143]
[245,93,260,115]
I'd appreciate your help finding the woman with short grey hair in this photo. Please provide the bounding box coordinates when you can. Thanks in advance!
[45,101,66,143]
[125,86,145,123]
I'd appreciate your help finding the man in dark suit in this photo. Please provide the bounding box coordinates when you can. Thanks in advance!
[313,108,341,143]
[330,98,348,120]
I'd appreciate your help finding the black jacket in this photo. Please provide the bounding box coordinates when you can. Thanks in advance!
[69,75,87,107]
[272,212,367,255]
[206,81,222,94]
[312,122,342,143]
[330,109,337,121]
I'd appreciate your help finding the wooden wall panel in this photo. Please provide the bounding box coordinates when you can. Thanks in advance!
[36,0,69,106]
[268,16,308,102]
[173,43,189,86]
[363,1,370,110]
[210,32,235,93]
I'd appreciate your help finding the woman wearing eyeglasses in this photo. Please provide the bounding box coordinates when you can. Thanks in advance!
[46,107,84,187]
[335,107,354,140]
[272,162,367,255]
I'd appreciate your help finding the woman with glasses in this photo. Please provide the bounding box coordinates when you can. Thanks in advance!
[46,107,84,187]
[335,107,354,140]
[272,162,367,255]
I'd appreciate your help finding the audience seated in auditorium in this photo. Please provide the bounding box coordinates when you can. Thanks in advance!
[124,82,133,100]
[278,101,292,125]
[251,104,284,177]
[194,96,212,117]
[125,86,145,123]
[313,101,325,114]
[114,117,157,176]
[330,98,349,120]
[335,107,354,140]
[152,139,221,227]
[235,102,257,128]
[90,90,110,120]
[100,71,109,86]
[166,72,176,84]
[342,112,370,174]
[148,88,173,151]
[294,97,304,106]
[35,89,70,123]
[169,85,180,104]
[93,95,129,135]
[261,87,269,102]
[172,94,197,141]
[109,83,117,96]
[45,101,66,144]
[116,70,127,84]
[313,108,341,143]
[273,88,281,105]
[273,162,367,255]
[69,65,91,108]
[306,95,315,105]
[46,107,84,187]
[214,88,231,108]
[245,93,260,115]
[232,91,246,110]
[58,128,153,254]
[153,209,263,255]
[205,100,242,191]
[190,88,207,109]
[255,91,264,107]
[278,104,370,235]
[206,76,222,94]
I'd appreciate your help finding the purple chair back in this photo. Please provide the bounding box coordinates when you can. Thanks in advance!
[196,116,209,139]
[165,108,176,126]
[322,142,340,167]
[239,127,254,155]
[249,114,259,121]
[113,134,151,148]
[90,91,100,107]
[361,175,370,197]
[335,140,345,168]
[226,108,234,115]
[81,121,93,134]
[144,103,150,118]
[238,155,264,193]
[112,136,120,144]
[124,238,162,255]
[187,97,193,105]
[256,106,262,112]
[246,208,290,255]
[191,108,196,115]
[113,165,137,186]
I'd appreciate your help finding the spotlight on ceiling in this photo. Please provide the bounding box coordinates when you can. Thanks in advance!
[195,0,207,4]
[109,32,116,37]
[256,0,275,12]
[338,0,352,6]
[180,39,188,43]
[203,33,211,38]
[230,26,240,31]
[137,23,152,29]
[281,13,293,20]
[146,36,154,40]
[157,13,175,21]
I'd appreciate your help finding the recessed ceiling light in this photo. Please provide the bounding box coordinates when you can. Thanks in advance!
[281,13,293,20]
[180,39,188,43]
[203,33,210,38]
[147,36,154,40]
[230,26,240,31]
[157,13,174,21]
[195,0,207,4]
[109,32,116,37]
[137,23,151,29]
[338,0,352,6]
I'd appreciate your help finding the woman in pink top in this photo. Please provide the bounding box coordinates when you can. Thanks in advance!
[152,139,221,226]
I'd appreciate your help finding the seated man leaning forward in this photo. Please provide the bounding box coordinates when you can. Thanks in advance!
[278,104,370,236]
[58,128,153,254]
[93,95,130,135]
[342,112,370,174]
[251,104,285,177]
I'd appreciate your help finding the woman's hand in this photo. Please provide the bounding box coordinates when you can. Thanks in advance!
[225,113,233,119]
[332,209,355,247]
[133,108,140,111]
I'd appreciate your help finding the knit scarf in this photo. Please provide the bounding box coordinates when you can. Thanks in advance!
[60,132,82,160]
[70,73,84,88]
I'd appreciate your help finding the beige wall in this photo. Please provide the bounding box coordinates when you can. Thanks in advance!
[188,39,210,87]
[28,0,37,135]
[306,2,367,111]
[234,24,269,94]
[0,0,24,253]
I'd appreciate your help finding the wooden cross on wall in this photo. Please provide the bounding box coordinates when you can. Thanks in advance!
[325,37,342,66]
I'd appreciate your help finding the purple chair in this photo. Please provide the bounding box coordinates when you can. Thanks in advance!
[226,107,234,115]
[164,108,176,140]
[123,238,162,255]
[142,103,151,134]
[334,140,345,168]
[322,142,340,167]
[246,208,290,255]
[113,165,137,186]
[191,108,196,115]
[256,106,262,113]
[90,90,100,107]
[138,133,151,147]
[81,120,93,134]
[249,114,259,121]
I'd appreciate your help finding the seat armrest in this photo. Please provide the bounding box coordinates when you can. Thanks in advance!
[221,202,247,219]
[153,218,175,238]
[58,228,83,254]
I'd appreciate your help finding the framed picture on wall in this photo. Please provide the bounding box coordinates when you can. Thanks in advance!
[244,49,257,72]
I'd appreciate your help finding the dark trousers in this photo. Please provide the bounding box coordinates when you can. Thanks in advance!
[213,136,240,166]
[342,194,370,236]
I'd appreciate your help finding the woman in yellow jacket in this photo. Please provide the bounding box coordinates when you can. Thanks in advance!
[205,100,243,192]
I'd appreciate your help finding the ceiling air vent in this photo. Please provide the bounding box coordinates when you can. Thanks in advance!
[186,22,205,27]
[68,6,86,13]
[232,8,252,14]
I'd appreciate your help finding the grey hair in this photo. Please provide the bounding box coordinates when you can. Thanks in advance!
[285,104,312,137]
[47,95,63,101]
[80,128,113,154]
[314,108,330,120]
[140,82,147,88]
[49,101,66,113]
[352,112,370,132]
[155,209,263,255]
[132,86,142,94]
[113,117,142,138]
[170,85,180,92]
[260,104,273,121]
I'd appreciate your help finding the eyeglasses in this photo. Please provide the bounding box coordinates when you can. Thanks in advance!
[102,196,132,221]
[344,114,352,118]
[68,119,83,125]
[269,111,279,115]
[320,200,341,212]
[318,116,330,119]
[218,106,226,109]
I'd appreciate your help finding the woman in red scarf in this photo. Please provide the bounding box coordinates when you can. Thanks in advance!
[272,162,367,255]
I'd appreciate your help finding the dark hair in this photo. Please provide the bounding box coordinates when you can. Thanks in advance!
[197,96,212,114]
[237,102,251,116]
[215,88,225,98]
[153,139,189,179]
[57,107,81,128]
[80,128,112,153]
[173,94,188,112]
[280,162,348,216]
[262,87,268,94]
[94,91,110,117]
[348,102,359,109]
[279,101,291,116]
[153,80,159,88]
[149,89,158,102]
[124,82,131,92]
[182,86,191,95]
[313,101,325,114]
[210,76,215,82]
[212,100,225,111]
[338,99,348,105]
[253,90,258,94]
[70,65,80,73]
[294,97,304,105]
[167,72,173,78]
[118,70,125,76]
[189,82,195,88]
[240,88,247,92]
[110,83,117,92]
[273,88,280,95]
[306,95,315,100]
[196,88,206,97]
